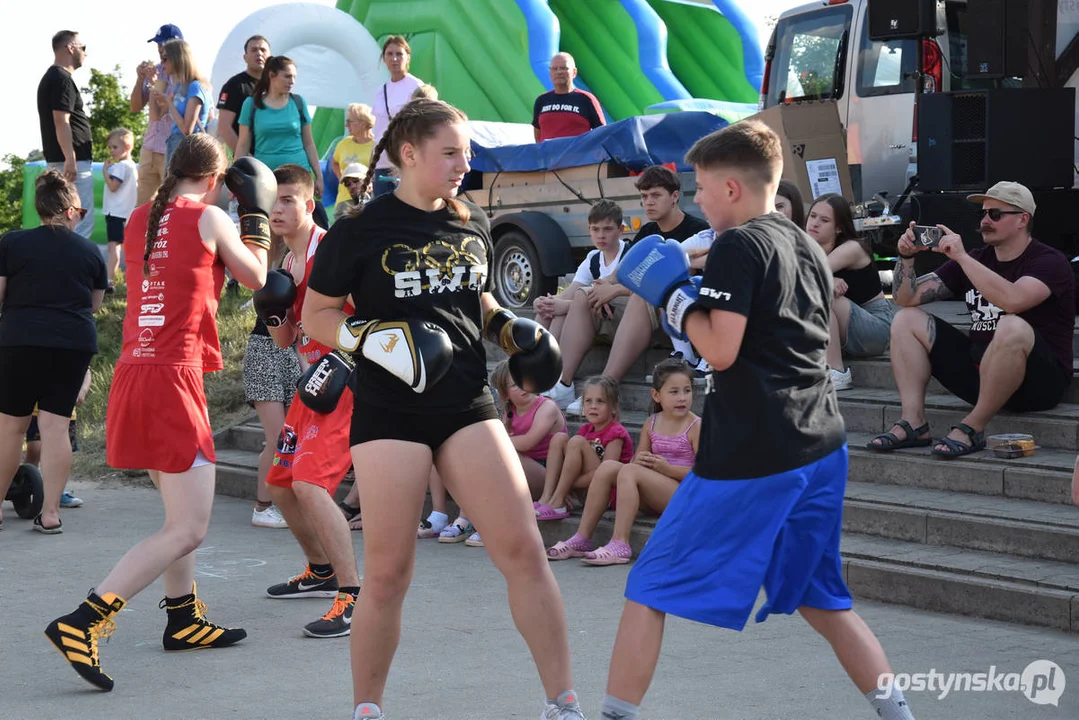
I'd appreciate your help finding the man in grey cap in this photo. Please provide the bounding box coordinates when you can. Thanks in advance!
[867,180,1074,457]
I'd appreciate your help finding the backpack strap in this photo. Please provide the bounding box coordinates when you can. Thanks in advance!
[589,241,628,281]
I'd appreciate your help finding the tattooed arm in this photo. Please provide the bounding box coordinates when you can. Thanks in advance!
[892,258,953,307]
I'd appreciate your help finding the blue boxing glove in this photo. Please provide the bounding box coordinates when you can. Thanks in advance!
[616,235,700,341]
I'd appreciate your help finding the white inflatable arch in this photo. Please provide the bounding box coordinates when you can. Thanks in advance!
[211,3,387,113]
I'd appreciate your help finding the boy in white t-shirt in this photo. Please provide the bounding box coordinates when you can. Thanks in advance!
[535,200,657,410]
[102,128,138,292]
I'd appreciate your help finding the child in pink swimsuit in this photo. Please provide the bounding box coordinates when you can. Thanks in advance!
[547,359,700,564]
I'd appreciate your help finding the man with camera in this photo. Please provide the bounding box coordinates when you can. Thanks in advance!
[868,181,1074,457]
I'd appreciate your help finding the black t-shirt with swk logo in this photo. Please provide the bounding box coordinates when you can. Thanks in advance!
[306,193,494,412]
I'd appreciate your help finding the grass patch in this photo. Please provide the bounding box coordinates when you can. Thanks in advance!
[72,273,258,478]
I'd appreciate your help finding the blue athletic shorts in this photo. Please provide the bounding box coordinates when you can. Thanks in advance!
[625,444,852,630]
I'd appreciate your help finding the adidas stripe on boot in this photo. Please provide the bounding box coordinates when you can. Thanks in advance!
[161,584,247,651]
[45,590,126,691]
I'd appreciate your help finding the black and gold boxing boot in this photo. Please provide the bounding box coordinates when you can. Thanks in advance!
[161,583,247,651]
[45,589,126,691]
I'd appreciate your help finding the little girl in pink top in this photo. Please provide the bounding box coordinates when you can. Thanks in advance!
[491,360,567,500]
[547,359,700,565]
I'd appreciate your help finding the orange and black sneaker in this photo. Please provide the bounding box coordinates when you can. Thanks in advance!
[302,589,357,638]
[161,584,247,651]
[266,565,338,598]
[44,590,126,691]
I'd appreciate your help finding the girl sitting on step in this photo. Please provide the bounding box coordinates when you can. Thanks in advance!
[535,375,633,521]
[546,359,699,564]
[445,361,571,548]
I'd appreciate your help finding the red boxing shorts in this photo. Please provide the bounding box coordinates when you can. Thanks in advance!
[106,363,216,473]
[266,387,354,493]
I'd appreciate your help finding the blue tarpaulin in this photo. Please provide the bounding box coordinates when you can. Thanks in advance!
[468,112,734,174]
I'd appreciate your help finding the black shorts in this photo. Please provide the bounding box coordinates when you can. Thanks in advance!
[26,415,78,451]
[0,347,93,418]
[929,316,1071,412]
[105,214,126,243]
[350,400,499,451]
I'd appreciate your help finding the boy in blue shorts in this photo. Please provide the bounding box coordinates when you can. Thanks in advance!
[607,120,915,720]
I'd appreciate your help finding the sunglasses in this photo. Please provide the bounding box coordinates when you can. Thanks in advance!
[72,207,88,220]
[72,44,87,52]
[979,208,1025,221]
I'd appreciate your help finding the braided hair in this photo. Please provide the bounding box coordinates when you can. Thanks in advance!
[145,133,226,273]
[355,98,471,222]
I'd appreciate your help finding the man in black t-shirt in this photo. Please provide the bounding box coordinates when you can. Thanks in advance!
[870,182,1074,459]
[603,121,917,720]
[216,35,271,154]
[37,30,94,238]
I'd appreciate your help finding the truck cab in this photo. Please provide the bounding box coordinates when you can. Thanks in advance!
[762,0,980,205]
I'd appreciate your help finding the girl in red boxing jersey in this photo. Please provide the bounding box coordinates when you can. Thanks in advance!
[45,134,271,692]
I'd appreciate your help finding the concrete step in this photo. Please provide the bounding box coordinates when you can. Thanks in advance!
[841,535,1079,632]
[838,388,1079,451]
[846,431,1074,504]
[220,422,267,454]
[844,480,1079,562]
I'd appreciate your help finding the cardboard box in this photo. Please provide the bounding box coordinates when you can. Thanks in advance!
[745,101,854,206]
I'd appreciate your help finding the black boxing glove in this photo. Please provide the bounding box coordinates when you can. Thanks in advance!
[253,268,296,328]
[335,317,453,393]
[226,156,277,251]
[483,308,562,393]
[297,351,354,413]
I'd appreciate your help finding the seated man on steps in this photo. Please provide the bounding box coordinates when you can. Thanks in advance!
[544,167,709,413]
[868,182,1074,458]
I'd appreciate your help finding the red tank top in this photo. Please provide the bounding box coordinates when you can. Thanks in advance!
[285,225,352,365]
[120,197,226,369]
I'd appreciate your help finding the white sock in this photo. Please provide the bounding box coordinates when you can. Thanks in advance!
[866,687,915,720]
[670,337,697,364]
[426,511,448,532]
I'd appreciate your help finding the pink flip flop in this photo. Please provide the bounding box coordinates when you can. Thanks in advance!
[535,504,570,521]
[581,541,632,566]
[547,534,595,560]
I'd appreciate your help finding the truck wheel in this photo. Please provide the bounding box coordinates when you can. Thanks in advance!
[493,231,556,309]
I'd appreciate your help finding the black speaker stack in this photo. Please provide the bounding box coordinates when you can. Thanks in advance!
[917,88,1075,193]
[966,0,1029,79]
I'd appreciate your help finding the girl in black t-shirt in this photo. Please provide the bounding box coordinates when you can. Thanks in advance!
[302,99,584,720]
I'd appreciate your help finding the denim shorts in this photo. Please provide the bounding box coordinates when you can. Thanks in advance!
[843,297,897,358]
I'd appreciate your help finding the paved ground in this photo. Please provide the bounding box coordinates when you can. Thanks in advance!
[3,478,1079,720]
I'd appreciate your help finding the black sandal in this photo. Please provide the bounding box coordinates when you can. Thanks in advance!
[866,419,932,452]
[931,423,986,458]
[32,514,63,534]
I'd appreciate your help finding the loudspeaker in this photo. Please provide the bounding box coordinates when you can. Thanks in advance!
[966,0,1029,78]
[868,0,939,40]
[918,88,1074,192]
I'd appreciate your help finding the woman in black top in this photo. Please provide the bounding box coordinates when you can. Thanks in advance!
[0,171,106,532]
[806,193,896,390]
[302,99,584,720]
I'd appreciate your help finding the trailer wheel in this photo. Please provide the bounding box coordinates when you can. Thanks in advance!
[493,231,557,309]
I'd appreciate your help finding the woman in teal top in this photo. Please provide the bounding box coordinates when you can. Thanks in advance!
[153,39,213,168]
[235,56,325,205]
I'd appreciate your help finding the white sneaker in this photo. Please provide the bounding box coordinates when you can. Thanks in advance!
[565,396,583,417]
[830,367,853,391]
[252,504,288,528]
[543,381,575,410]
